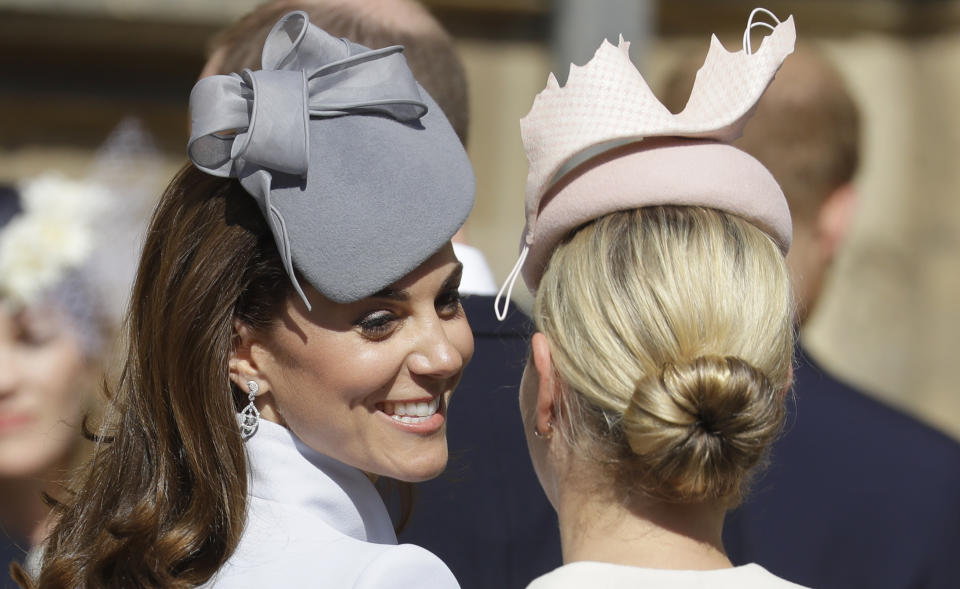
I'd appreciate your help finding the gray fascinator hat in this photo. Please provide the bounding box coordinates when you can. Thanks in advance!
[188,11,475,307]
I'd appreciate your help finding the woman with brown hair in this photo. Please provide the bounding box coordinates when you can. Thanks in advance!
[17,11,473,589]
[499,9,811,588]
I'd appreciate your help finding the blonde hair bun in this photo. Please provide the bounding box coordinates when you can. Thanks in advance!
[622,355,784,503]
[533,207,793,506]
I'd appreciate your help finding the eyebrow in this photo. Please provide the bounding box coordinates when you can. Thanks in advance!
[443,263,464,291]
[370,287,408,302]
[369,262,464,301]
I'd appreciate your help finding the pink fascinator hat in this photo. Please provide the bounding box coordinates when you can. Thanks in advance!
[495,8,796,319]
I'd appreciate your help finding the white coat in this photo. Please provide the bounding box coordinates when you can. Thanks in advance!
[203,420,460,588]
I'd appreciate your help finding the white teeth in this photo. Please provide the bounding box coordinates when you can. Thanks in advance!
[384,397,440,423]
[393,414,429,424]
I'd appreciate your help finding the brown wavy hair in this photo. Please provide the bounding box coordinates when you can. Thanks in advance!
[14,165,291,588]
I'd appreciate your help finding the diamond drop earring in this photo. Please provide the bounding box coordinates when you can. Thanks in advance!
[238,380,261,440]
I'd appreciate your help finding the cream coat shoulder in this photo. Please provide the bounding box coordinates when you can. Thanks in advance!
[202,420,460,588]
[208,532,458,588]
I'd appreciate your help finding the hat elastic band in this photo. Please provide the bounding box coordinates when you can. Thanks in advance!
[494,244,528,321]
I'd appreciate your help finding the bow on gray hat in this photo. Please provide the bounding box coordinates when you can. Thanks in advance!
[188,11,474,308]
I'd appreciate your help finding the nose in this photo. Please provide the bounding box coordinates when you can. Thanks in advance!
[406,318,465,379]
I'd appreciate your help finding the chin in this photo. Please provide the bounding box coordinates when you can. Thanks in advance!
[387,445,449,483]
[0,446,66,479]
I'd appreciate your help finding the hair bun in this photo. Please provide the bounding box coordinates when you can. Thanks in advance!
[621,355,784,503]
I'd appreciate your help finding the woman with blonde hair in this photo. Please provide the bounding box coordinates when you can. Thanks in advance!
[497,9,810,588]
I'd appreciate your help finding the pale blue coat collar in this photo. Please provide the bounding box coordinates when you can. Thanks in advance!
[245,419,397,544]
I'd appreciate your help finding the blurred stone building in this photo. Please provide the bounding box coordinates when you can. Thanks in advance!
[2,0,958,438]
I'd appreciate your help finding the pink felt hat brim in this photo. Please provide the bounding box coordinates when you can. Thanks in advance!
[520,138,792,291]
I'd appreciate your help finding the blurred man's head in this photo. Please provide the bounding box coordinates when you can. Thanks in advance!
[201,0,470,145]
[662,45,861,325]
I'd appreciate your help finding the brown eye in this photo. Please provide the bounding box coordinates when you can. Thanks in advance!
[435,289,462,318]
[15,315,58,347]
[354,311,399,340]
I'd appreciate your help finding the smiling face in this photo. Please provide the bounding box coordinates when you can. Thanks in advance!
[0,303,90,480]
[234,244,473,482]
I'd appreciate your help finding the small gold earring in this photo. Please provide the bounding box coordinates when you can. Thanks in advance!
[533,421,554,439]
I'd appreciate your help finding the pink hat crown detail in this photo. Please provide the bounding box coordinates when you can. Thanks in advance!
[494,8,796,320]
[520,9,795,240]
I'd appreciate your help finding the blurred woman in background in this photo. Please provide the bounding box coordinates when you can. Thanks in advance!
[0,120,168,579]
[0,177,110,574]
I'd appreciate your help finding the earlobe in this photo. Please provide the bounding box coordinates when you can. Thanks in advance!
[228,318,269,393]
[818,183,857,260]
[530,332,559,437]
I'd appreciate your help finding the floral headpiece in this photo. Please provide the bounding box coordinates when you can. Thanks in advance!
[0,174,108,309]
[0,119,159,354]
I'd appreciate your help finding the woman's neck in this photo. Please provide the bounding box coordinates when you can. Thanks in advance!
[554,462,732,571]
[0,477,55,547]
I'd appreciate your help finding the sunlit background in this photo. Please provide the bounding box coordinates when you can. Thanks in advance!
[1,0,959,439]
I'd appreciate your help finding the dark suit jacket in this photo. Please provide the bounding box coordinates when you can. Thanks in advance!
[397,295,562,589]
[1,533,26,589]
[724,345,960,589]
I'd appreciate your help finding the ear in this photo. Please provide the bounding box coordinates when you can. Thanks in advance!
[779,363,794,402]
[817,182,858,261]
[530,332,561,435]
[228,318,270,394]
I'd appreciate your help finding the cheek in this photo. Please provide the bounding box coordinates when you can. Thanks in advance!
[322,343,409,402]
[448,316,475,366]
[41,349,88,413]
[0,345,88,477]
[18,336,86,406]
[267,334,406,425]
